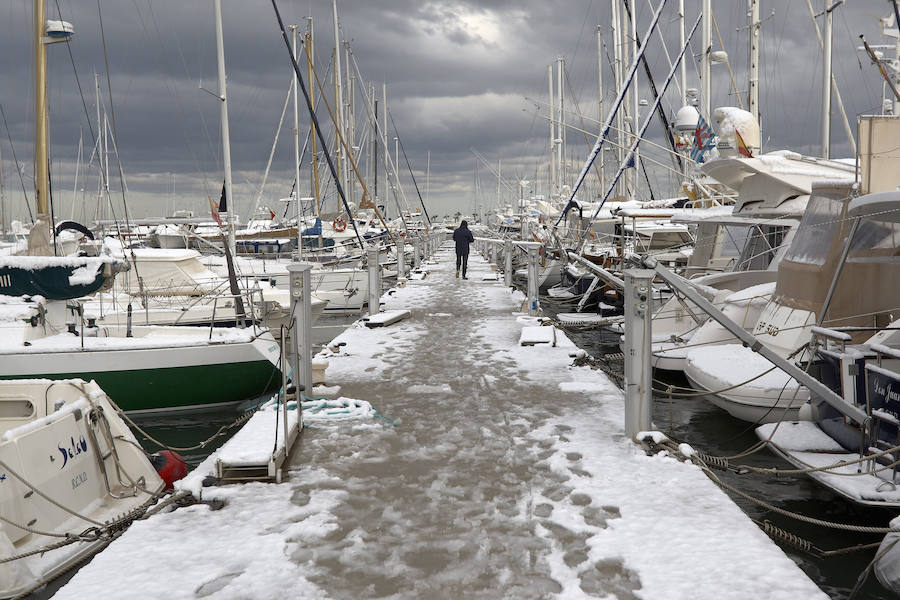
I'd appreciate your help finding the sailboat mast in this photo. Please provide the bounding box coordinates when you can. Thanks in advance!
[597,25,605,195]
[94,73,102,221]
[557,56,565,189]
[291,24,302,254]
[332,0,345,212]
[34,0,49,219]
[611,0,624,199]
[548,64,556,198]
[701,0,712,119]
[748,0,760,129]
[821,0,833,159]
[305,18,321,219]
[345,41,355,204]
[214,0,236,252]
[629,0,638,202]
[679,0,686,105]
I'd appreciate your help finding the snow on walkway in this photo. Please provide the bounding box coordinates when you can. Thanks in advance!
[55,246,827,600]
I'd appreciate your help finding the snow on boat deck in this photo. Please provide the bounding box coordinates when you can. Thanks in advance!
[55,246,827,600]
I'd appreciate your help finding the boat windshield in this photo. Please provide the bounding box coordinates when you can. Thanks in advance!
[720,225,749,257]
[782,195,843,265]
[735,224,790,271]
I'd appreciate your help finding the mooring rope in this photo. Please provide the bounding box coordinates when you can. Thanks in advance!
[112,403,258,453]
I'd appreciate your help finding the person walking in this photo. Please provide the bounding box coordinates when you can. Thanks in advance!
[452,220,475,279]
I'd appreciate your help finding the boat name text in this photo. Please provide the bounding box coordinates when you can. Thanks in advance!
[58,436,88,469]
[72,471,88,490]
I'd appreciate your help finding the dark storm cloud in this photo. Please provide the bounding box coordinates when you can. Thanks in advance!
[0,0,895,222]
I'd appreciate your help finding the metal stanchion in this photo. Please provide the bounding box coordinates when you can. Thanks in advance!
[504,240,513,287]
[623,269,654,439]
[526,246,540,315]
[286,262,313,404]
[367,247,381,316]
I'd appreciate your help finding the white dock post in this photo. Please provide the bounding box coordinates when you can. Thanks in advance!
[526,246,540,315]
[286,262,313,403]
[414,239,421,269]
[623,269,654,439]
[367,247,381,316]
[504,240,513,287]
[397,242,406,279]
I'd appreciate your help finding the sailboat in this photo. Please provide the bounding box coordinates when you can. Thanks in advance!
[0,378,167,597]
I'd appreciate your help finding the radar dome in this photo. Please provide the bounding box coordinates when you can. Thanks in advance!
[712,107,760,158]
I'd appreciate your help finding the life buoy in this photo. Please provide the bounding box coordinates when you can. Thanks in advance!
[332,216,347,232]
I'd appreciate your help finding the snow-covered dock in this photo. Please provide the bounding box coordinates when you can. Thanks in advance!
[54,245,828,599]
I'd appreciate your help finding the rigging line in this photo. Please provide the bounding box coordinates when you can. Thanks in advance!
[525,97,686,162]
[568,0,594,69]
[270,0,365,249]
[388,110,432,226]
[96,0,130,222]
[622,0,682,173]
[343,50,414,228]
[137,0,213,202]
[556,0,671,224]
[645,0,681,101]
[710,10,743,110]
[530,109,692,179]
[250,75,293,223]
[563,64,608,193]
[0,103,33,223]
[53,0,101,196]
[579,7,701,233]
[305,51,397,244]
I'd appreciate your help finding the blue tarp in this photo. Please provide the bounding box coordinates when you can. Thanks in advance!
[301,218,322,237]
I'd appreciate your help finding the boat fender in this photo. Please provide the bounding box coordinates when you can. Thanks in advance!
[875,518,900,595]
[149,450,188,490]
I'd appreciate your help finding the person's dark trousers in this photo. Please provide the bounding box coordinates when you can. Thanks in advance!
[456,253,469,277]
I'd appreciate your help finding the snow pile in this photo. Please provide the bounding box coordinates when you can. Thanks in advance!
[67,261,103,286]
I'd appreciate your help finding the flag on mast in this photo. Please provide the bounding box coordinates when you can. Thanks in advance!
[736,129,753,158]
[690,114,716,163]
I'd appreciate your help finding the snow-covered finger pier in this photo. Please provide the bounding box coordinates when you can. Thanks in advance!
[54,245,828,599]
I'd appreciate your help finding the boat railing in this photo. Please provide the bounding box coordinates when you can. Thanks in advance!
[206,286,267,339]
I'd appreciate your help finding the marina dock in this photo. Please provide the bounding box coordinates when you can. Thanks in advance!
[52,245,827,599]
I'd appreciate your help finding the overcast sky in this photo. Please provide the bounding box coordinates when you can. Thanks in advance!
[0,0,895,226]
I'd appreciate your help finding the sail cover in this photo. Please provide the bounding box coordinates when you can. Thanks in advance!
[0,256,123,299]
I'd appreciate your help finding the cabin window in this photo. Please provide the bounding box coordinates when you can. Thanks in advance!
[0,399,35,419]
[851,218,900,254]
[783,196,842,265]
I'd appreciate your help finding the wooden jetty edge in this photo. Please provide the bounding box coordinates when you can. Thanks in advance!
[53,244,828,599]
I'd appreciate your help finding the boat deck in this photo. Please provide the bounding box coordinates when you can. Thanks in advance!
[53,245,827,599]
